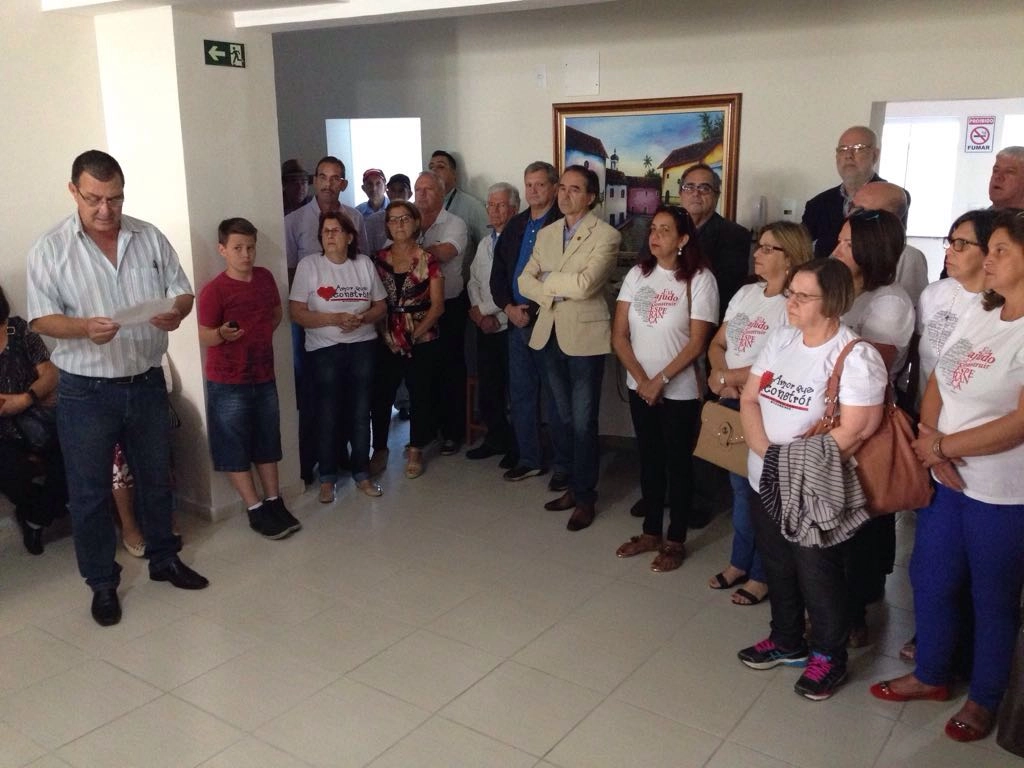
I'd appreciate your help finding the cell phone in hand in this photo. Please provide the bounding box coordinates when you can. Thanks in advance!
[226,321,239,329]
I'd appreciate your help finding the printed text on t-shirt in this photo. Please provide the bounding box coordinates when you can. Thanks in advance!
[758,371,814,411]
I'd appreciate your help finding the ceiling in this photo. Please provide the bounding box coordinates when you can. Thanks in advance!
[41,0,615,32]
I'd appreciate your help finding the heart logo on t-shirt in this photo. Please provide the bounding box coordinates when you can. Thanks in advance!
[759,371,775,391]
[316,285,336,300]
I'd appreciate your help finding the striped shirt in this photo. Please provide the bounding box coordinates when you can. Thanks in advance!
[26,212,193,378]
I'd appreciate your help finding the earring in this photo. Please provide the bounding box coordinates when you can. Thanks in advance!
[677,245,684,257]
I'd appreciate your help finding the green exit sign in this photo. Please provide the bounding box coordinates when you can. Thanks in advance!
[204,40,245,68]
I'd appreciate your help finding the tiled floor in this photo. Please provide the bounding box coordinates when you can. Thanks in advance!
[1,426,1019,767]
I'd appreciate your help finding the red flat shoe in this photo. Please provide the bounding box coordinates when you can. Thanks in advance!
[945,716,992,742]
[869,680,949,702]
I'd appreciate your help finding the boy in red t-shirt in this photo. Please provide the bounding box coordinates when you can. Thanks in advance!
[198,218,299,539]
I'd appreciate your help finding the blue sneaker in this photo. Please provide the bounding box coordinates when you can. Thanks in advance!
[738,637,809,670]
[794,652,847,700]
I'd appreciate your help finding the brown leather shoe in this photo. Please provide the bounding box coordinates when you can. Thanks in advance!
[567,502,596,531]
[650,541,686,572]
[616,533,662,557]
[544,491,575,511]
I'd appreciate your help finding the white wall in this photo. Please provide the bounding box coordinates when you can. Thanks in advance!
[272,0,1024,230]
[0,0,106,316]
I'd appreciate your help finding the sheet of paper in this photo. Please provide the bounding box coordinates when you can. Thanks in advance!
[111,297,175,326]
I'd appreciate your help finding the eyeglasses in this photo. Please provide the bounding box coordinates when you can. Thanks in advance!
[387,215,413,224]
[679,182,717,195]
[835,143,874,156]
[321,227,344,236]
[74,186,124,209]
[756,243,786,255]
[943,237,981,252]
[782,289,823,303]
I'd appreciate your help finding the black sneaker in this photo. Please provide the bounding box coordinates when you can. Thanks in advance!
[498,452,518,470]
[794,652,847,701]
[503,465,543,481]
[465,443,502,460]
[548,471,570,492]
[248,502,291,540]
[738,637,809,670]
[265,497,301,535]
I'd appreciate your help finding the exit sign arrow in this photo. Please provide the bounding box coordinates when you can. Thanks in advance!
[204,39,246,68]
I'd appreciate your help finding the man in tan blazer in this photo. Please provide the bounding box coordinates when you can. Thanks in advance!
[518,165,621,531]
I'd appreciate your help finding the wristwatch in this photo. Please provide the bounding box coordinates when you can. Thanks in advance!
[661,372,670,385]
[718,373,726,387]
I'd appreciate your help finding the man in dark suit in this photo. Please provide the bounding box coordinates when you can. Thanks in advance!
[678,163,750,524]
[679,163,751,320]
[802,125,883,259]
[490,161,569,485]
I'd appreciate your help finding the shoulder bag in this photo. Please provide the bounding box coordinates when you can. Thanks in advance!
[804,338,933,516]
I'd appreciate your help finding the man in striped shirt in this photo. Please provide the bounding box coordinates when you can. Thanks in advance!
[27,149,209,628]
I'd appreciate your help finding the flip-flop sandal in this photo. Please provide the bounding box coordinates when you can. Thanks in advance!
[709,571,749,590]
[732,587,767,606]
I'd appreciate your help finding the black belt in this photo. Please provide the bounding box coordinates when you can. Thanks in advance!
[106,367,160,384]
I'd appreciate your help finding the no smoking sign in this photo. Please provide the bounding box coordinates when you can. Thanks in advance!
[965,115,995,153]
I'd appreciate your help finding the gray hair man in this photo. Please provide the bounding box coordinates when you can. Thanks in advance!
[989,146,1024,208]
[803,125,886,259]
[465,182,521,463]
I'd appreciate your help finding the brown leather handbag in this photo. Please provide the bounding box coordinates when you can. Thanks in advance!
[804,339,933,516]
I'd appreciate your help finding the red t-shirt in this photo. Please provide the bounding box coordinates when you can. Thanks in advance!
[198,267,280,384]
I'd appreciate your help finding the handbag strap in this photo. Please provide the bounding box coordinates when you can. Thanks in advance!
[821,337,894,425]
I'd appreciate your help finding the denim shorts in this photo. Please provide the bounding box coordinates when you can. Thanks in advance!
[206,380,282,471]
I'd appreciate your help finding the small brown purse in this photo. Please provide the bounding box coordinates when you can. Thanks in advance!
[693,400,748,476]
[804,339,933,516]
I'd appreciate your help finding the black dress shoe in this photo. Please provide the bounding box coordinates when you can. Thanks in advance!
[15,506,44,556]
[548,472,570,492]
[150,558,210,590]
[498,452,518,470]
[629,498,646,518]
[567,502,596,531]
[544,491,575,511]
[91,587,122,626]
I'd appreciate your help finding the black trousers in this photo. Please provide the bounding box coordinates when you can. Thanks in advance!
[372,339,443,450]
[628,392,699,543]
[438,294,468,443]
[751,492,849,663]
[474,326,511,449]
[0,439,67,527]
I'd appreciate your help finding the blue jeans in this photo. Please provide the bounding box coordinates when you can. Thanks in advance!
[539,331,603,504]
[508,324,570,471]
[310,340,375,482]
[911,484,1024,711]
[57,368,179,589]
[728,471,766,582]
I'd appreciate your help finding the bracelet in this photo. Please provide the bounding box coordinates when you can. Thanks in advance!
[718,373,726,387]
[660,372,670,385]
[932,435,948,461]
[217,326,228,342]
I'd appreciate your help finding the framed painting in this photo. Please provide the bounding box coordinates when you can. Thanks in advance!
[553,94,742,230]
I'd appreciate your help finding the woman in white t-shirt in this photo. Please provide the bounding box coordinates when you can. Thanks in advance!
[737,258,887,702]
[289,211,387,502]
[706,221,812,605]
[611,205,718,572]
[831,208,915,646]
[914,209,996,409]
[871,210,1024,743]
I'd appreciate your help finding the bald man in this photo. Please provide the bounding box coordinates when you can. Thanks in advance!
[803,126,885,259]
[851,181,929,304]
[989,147,1024,208]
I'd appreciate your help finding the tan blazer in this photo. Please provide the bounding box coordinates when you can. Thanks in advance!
[518,211,621,356]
